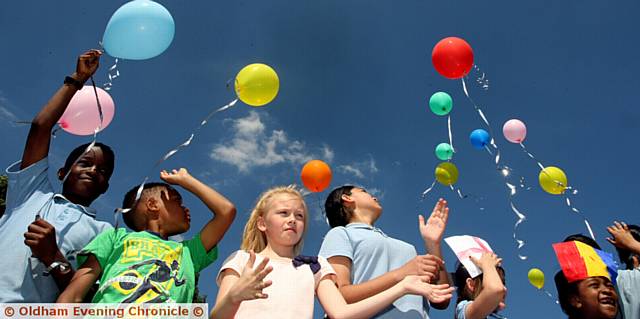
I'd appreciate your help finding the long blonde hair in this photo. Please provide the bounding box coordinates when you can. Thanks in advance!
[241,186,308,255]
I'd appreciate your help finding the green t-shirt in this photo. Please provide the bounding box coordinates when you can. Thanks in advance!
[78,228,218,303]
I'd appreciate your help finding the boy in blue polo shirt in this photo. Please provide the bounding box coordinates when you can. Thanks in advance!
[319,186,452,318]
[0,49,114,302]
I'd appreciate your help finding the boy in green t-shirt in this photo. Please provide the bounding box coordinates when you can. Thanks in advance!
[57,168,236,303]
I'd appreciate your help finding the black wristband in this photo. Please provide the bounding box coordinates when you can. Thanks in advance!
[64,76,84,90]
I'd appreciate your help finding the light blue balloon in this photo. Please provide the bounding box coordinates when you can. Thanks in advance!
[102,0,175,60]
[470,129,490,150]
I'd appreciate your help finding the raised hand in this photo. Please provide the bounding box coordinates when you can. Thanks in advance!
[160,168,193,186]
[419,198,449,246]
[73,49,102,83]
[401,276,454,303]
[229,251,273,303]
[607,221,637,250]
[470,252,502,271]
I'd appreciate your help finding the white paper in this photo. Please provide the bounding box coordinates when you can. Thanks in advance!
[445,235,494,278]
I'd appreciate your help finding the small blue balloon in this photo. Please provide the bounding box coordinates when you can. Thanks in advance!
[470,129,490,149]
[102,0,175,60]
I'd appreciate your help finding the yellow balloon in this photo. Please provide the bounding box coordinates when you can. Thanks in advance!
[234,63,280,107]
[539,166,568,195]
[435,162,459,186]
[528,268,545,289]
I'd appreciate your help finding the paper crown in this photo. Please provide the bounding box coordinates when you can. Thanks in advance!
[552,241,618,284]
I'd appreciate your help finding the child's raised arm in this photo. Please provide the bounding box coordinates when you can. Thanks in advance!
[607,221,640,255]
[56,254,102,303]
[464,253,506,319]
[21,50,101,169]
[160,168,236,251]
[317,274,454,319]
[419,198,452,308]
[211,251,272,319]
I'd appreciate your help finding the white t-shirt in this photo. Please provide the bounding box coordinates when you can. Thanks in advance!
[216,250,336,319]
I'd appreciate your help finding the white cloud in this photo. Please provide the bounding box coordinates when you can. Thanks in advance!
[337,155,378,179]
[211,111,333,173]
[322,145,334,163]
[0,93,21,127]
[338,165,364,178]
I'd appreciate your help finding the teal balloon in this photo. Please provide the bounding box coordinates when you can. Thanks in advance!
[102,0,175,60]
[435,143,453,160]
[429,92,453,116]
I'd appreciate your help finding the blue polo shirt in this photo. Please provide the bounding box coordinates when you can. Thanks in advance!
[617,267,640,319]
[0,158,112,302]
[319,223,429,319]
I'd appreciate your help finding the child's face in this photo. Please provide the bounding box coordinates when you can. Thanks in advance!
[159,188,190,235]
[573,276,618,319]
[349,188,382,216]
[259,193,306,249]
[60,146,112,201]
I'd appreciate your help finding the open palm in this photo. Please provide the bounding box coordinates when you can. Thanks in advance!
[419,198,449,245]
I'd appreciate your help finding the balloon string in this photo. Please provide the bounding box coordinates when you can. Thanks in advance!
[421,179,437,199]
[447,115,454,153]
[461,77,498,150]
[521,143,595,239]
[542,288,559,304]
[464,77,528,259]
[518,143,545,170]
[472,64,490,90]
[61,77,104,184]
[103,58,120,92]
[114,99,239,224]
[506,181,527,260]
[36,79,105,219]
[449,184,469,199]
[98,39,120,92]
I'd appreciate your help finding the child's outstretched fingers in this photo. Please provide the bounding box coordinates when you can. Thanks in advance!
[160,168,192,185]
[229,251,273,302]
[606,220,636,249]
[427,284,454,303]
[419,198,449,245]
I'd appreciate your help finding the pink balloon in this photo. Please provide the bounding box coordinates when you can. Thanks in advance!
[59,86,115,136]
[503,119,527,143]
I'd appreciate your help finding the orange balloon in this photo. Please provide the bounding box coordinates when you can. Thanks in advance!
[301,160,332,192]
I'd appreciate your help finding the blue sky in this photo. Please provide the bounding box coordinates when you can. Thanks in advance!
[1,1,639,318]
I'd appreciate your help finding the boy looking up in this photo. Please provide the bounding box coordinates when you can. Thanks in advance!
[58,168,236,303]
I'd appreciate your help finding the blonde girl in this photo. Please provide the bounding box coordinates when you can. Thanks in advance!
[211,186,454,319]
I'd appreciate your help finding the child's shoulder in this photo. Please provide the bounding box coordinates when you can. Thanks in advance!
[221,249,250,265]
[455,300,473,319]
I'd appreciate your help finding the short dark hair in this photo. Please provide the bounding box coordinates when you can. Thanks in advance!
[324,185,355,228]
[63,142,115,177]
[554,270,579,316]
[615,224,640,270]
[121,182,180,231]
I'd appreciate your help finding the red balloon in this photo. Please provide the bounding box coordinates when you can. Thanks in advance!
[432,37,474,79]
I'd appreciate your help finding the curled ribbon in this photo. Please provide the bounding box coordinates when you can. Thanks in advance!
[519,143,595,240]
[462,73,529,260]
[114,99,239,227]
